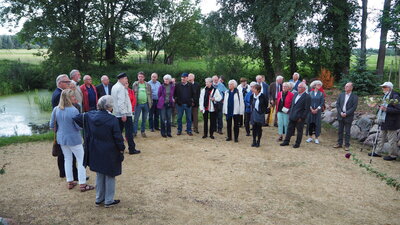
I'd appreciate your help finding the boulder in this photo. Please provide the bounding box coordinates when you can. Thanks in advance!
[356,117,373,132]
[362,114,376,120]
[322,111,336,124]
[369,124,379,134]
[352,120,357,125]
[331,108,338,115]
[350,125,361,139]
[363,133,382,146]
[330,101,337,109]
[332,121,339,129]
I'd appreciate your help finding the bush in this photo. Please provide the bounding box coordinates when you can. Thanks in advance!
[318,68,335,89]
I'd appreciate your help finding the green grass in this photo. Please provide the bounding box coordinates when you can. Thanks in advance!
[0,49,45,64]
[0,132,54,148]
[33,89,52,112]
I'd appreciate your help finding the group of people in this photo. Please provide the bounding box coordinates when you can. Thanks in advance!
[49,68,399,208]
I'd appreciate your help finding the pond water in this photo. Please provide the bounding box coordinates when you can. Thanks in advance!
[0,90,52,137]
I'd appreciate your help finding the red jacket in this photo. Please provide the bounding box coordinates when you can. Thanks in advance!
[276,91,294,112]
[80,84,98,112]
[128,88,136,112]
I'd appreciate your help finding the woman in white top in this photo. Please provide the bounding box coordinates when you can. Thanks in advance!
[199,77,222,139]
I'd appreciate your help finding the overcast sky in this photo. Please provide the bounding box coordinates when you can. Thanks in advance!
[0,0,388,49]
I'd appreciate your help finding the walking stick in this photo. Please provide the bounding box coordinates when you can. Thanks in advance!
[369,124,381,164]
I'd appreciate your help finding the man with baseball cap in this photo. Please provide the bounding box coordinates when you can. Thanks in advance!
[369,81,400,161]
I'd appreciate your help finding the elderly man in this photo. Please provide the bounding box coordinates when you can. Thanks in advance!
[80,75,98,112]
[289,72,301,92]
[175,73,195,136]
[96,75,113,99]
[148,73,161,132]
[132,71,152,137]
[51,74,79,181]
[333,82,358,151]
[111,73,140,155]
[188,73,201,133]
[69,69,83,110]
[280,82,311,148]
[268,75,284,126]
[369,82,400,161]
[212,75,228,134]
[237,78,250,127]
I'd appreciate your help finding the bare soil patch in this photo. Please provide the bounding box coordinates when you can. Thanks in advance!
[1,125,400,225]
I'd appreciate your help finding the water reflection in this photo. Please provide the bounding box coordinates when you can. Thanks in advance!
[0,90,52,137]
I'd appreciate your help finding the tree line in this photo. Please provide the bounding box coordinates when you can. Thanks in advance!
[0,0,399,83]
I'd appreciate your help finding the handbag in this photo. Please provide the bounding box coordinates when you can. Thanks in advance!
[52,107,62,157]
[282,107,289,114]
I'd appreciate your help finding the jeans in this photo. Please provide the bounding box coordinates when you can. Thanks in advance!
[96,172,116,205]
[226,115,240,140]
[216,103,224,131]
[149,100,159,130]
[177,104,192,133]
[60,144,86,184]
[337,119,352,147]
[118,116,136,153]
[133,103,149,134]
[203,111,216,137]
[277,112,289,135]
[160,105,172,136]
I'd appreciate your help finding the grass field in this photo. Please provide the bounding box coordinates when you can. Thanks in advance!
[1,49,398,73]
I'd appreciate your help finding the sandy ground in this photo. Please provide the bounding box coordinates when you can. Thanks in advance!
[0,125,400,225]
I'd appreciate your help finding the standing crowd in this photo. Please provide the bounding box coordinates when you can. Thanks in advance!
[50,69,400,208]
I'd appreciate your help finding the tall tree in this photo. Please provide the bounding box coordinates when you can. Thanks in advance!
[376,0,393,77]
[360,0,368,66]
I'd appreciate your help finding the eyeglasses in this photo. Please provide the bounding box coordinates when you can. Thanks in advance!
[61,81,71,83]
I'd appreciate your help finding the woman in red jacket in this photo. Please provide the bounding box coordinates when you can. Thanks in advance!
[276,82,294,141]
[125,82,136,113]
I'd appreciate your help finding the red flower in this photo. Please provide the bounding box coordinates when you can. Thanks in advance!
[345,153,351,159]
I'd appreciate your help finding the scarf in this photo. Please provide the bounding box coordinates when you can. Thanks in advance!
[253,92,261,111]
[377,92,390,124]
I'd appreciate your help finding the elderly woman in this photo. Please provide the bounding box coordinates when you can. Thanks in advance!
[276,82,294,141]
[306,80,324,144]
[50,89,94,192]
[199,77,222,139]
[157,74,175,137]
[223,80,245,142]
[250,84,269,147]
[74,95,125,208]
[244,82,257,136]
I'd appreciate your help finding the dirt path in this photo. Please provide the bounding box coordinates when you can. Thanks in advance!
[0,125,399,225]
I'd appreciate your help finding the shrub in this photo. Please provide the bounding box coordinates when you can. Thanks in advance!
[318,68,335,89]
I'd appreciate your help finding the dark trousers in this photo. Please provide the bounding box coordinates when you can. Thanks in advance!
[244,112,251,135]
[239,115,244,127]
[58,153,78,180]
[308,123,316,136]
[284,119,305,145]
[160,106,172,136]
[226,115,240,140]
[149,100,159,130]
[252,122,263,143]
[216,102,223,131]
[192,106,199,132]
[338,119,352,147]
[118,116,136,153]
[203,111,216,137]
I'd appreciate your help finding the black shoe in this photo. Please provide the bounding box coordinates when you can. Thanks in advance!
[129,150,141,154]
[202,135,207,139]
[246,133,250,136]
[251,141,257,147]
[280,142,289,146]
[274,124,278,127]
[167,134,172,137]
[194,130,199,134]
[162,134,167,138]
[256,141,260,147]
[105,200,120,208]
[155,128,160,131]
[95,201,104,207]
[210,136,215,139]
[187,132,193,136]
[368,152,381,157]
[177,131,182,135]
[151,129,155,132]
[218,130,223,135]
[133,133,137,137]
[226,138,232,141]
[234,139,238,143]
[383,156,397,161]
[293,144,300,148]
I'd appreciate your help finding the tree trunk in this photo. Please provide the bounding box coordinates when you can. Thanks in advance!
[272,43,283,77]
[289,39,297,75]
[260,37,274,81]
[360,0,368,67]
[376,0,392,77]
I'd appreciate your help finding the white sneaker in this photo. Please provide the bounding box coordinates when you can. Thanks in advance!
[306,138,313,143]
[315,139,320,144]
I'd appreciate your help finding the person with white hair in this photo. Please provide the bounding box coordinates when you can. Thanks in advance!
[148,73,161,132]
[212,75,228,134]
[237,77,250,127]
[268,75,284,126]
[52,74,71,108]
[244,81,257,136]
[96,75,113,99]
[157,74,175,137]
[69,69,83,107]
[276,82,294,141]
[368,81,400,161]
[80,75,98,112]
[289,72,301,92]
[199,77,222,139]
[223,80,245,142]
[305,80,324,144]
[73,95,125,207]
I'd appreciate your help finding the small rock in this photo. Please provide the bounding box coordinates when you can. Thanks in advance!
[356,117,373,132]
[330,101,337,108]
[332,121,339,129]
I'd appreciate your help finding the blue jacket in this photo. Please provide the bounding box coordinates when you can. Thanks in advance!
[74,110,125,177]
[213,82,227,99]
[244,91,253,113]
[50,106,82,146]
[260,82,269,98]
[51,88,62,108]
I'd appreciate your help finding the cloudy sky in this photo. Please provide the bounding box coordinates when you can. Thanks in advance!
[0,0,387,49]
